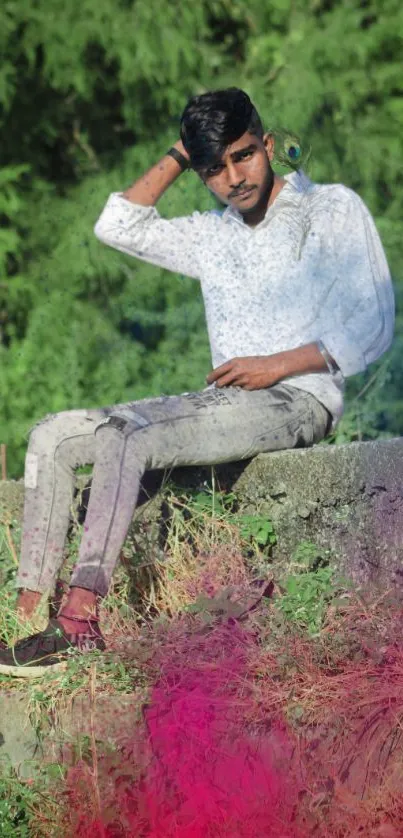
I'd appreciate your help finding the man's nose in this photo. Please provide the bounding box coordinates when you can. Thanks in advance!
[227,161,245,188]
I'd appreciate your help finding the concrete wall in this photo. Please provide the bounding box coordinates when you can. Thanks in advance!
[2,437,403,590]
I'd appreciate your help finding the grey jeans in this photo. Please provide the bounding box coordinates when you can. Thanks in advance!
[17,384,331,597]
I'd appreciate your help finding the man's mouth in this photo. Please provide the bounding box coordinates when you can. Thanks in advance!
[231,187,256,200]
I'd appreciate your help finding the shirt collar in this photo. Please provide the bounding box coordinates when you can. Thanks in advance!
[221,169,313,226]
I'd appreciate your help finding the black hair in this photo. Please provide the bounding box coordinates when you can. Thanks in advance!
[180,87,264,172]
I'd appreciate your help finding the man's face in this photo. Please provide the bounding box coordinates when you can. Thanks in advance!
[198,131,275,216]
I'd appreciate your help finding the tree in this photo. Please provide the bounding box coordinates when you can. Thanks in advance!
[1,0,402,475]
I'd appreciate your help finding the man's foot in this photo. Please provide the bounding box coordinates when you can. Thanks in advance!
[16,590,42,617]
[0,619,105,678]
[8,590,50,640]
[57,586,99,636]
[16,589,48,621]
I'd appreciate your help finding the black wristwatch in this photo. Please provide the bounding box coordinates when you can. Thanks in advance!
[166,147,190,171]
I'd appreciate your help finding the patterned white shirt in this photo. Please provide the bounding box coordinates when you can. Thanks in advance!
[94,170,395,427]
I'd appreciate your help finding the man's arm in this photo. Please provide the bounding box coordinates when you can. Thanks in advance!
[206,343,330,389]
[121,140,189,206]
[94,141,210,279]
[315,191,394,378]
[208,190,394,390]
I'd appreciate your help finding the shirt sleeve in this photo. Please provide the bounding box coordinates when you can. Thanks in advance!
[317,190,395,378]
[94,192,209,280]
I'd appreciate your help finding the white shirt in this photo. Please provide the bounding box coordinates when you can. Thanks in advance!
[94,170,395,428]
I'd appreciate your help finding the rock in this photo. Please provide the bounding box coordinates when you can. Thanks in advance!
[0,688,143,777]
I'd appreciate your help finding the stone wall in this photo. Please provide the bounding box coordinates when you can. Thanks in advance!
[1,437,403,591]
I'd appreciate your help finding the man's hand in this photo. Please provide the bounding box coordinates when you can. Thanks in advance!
[206,344,331,390]
[206,355,284,389]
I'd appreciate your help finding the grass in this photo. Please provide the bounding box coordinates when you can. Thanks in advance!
[1,474,403,836]
[0,761,63,838]
[0,517,48,645]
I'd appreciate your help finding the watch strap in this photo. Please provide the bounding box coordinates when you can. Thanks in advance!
[166,147,190,171]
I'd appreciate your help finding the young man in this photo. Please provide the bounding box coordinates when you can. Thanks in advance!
[0,88,394,675]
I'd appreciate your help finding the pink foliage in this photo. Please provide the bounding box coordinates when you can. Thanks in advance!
[70,620,305,838]
[140,623,301,838]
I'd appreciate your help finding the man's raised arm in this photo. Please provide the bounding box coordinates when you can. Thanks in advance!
[121,141,189,206]
[94,141,209,280]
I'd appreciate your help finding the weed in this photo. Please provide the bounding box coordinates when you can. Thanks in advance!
[0,520,49,644]
[181,482,276,552]
[277,541,347,636]
[163,481,276,563]
[0,778,32,837]
[0,762,61,838]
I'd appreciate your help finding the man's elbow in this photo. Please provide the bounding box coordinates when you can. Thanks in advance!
[93,218,110,245]
[377,323,395,360]
[93,219,124,251]
[364,320,395,369]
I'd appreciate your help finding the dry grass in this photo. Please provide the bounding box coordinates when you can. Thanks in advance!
[3,486,403,837]
[52,539,403,837]
[79,495,403,836]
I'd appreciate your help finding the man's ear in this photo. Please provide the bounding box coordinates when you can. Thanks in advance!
[263,132,275,162]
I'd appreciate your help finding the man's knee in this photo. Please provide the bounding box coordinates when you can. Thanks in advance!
[28,409,91,450]
[95,411,150,439]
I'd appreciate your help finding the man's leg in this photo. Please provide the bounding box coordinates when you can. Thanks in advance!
[16,407,110,619]
[58,384,329,632]
[0,384,329,674]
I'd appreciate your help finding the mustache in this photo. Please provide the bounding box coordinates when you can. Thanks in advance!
[228,185,256,199]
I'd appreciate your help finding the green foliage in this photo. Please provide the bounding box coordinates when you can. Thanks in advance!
[1,0,216,173]
[0,773,32,837]
[278,540,342,636]
[181,485,277,554]
[231,513,276,549]
[0,0,402,475]
[0,760,65,838]
[0,520,32,645]
[0,764,52,838]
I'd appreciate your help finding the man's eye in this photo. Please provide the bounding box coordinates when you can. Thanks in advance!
[206,164,223,177]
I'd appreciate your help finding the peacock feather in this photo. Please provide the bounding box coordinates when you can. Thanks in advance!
[268,129,311,171]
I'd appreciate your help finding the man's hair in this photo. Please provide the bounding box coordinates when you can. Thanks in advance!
[180,88,264,171]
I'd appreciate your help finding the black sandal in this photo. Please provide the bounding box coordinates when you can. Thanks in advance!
[0,618,105,678]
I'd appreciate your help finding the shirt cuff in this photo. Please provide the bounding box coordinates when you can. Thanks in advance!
[318,333,366,378]
[94,192,159,238]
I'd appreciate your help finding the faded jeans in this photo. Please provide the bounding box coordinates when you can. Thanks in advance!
[17,384,331,597]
